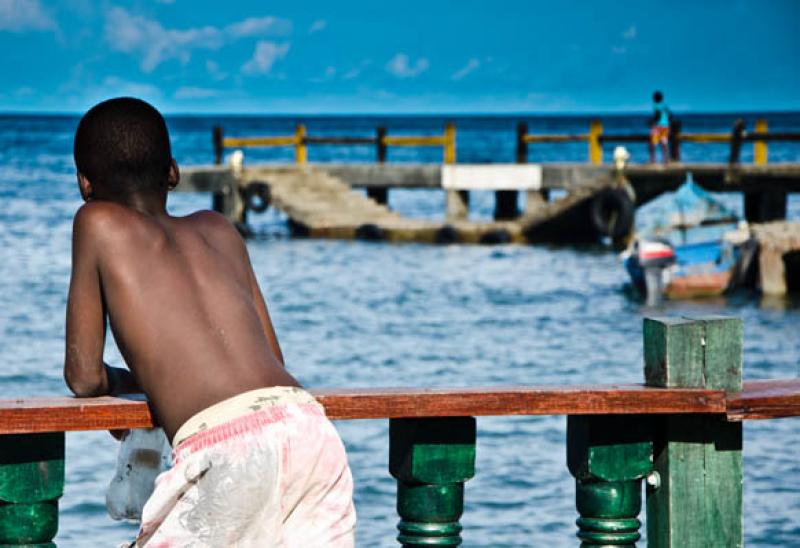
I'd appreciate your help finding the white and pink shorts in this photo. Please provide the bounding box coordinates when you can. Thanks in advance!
[134,387,356,547]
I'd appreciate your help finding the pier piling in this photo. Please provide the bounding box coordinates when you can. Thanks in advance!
[368,127,389,205]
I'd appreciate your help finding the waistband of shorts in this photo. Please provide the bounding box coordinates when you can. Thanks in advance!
[172,386,319,448]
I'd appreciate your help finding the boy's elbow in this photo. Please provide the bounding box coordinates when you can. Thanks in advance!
[64,365,107,398]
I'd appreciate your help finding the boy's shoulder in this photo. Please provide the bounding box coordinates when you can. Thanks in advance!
[73,204,242,256]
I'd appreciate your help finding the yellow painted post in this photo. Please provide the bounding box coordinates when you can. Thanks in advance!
[443,122,468,221]
[754,119,768,165]
[444,122,456,164]
[589,120,603,164]
[295,124,307,164]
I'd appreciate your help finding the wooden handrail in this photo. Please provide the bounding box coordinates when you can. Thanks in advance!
[726,378,800,420]
[2,380,798,435]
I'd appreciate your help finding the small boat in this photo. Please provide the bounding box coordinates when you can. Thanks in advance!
[623,173,757,304]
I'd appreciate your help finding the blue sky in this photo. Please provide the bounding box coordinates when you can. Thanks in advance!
[0,0,798,114]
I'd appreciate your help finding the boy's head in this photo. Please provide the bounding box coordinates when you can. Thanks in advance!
[74,97,174,199]
[653,91,664,103]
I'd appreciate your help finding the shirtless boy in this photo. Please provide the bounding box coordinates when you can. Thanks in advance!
[65,97,355,547]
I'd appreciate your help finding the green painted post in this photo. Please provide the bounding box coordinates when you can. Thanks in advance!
[644,316,743,548]
[389,417,476,546]
[567,415,652,546]
[0,433,64,547]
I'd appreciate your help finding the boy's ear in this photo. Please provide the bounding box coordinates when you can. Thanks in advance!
[77,172,93,202]
[167,159,180,191]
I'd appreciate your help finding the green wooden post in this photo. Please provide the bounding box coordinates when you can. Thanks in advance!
[0,433,64,547]
[567,415,652,546]
[644,316,743,548]
[389,417,476,546]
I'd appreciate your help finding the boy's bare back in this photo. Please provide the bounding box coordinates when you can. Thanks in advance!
[67,203,297,440]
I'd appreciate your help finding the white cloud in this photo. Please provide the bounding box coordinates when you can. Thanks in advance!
[174,86,220,99]
[227,16,290,38]
[99,76,162,99]
[343,60,371,80]
[242,41,290,74]
[385,53,429,78]
[451,58,480,81]
[308,19,327,34]
[623,25,636,39]
[612,46,627,55]
[206,59,227,80]
[104,8,291,73]
[0,0,57,32]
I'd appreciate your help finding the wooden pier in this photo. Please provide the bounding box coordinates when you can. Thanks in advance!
[184,119,800,239]
[1,316,799,546]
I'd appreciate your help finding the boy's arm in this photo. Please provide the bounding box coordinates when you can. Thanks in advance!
[64,206,140,396]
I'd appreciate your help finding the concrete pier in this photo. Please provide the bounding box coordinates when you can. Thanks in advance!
[179,162,800,244]
[751,221,800,296]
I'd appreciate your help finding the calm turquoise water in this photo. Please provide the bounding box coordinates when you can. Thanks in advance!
[1,114,799,546]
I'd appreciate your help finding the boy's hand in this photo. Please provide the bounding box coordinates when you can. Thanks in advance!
[109,429,129,441]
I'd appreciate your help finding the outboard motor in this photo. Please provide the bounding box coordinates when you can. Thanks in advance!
[636,240,677,306]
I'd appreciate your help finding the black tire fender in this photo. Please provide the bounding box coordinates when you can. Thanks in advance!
[590,187,634,239]
[243,182,271,213]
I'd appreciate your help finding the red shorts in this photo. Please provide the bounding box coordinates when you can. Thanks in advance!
[651,125,669,145]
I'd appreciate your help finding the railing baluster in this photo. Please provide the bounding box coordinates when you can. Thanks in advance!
[0,433,64,547]
[389,417,476,546]
[567,415,651,546]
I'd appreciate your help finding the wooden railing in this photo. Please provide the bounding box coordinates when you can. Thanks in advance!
[213,123,457,167]
[1,316,799,546]
[518,119,800,166]
[212,120,800,169]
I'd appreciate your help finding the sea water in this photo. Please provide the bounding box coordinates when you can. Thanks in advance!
[0,113,798,546]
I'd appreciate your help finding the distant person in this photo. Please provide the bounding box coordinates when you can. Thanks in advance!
[649,90,671,164]
[65,97,355,546]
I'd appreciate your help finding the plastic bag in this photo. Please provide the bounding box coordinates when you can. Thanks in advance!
[106,428,172,522]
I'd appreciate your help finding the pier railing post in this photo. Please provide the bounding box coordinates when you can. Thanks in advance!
[644,316,743,548]
[753,119,768,166]
[295,124,307,164]
[588,120,603,165]
[212,125,223,165]
[567,415,651,546]
[368,127,389,205]
[389,417,476,546]
[443,122,456,165]
[518,121,549,215]
[668,120,681,162]
[728,119,745,165]
[443,122,469,222]
[492,122,523,220]
[0,433,64,547]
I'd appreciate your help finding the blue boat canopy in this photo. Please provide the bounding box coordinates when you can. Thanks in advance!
[636,173,740,244]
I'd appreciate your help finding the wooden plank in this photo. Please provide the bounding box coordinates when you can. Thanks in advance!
[727,379,800,420]
[644,316,743,548]
[524,134,589,143]
[223,136,296,147]
[1,379,798,436]
[383,136,445,147]
[0,385,728,435]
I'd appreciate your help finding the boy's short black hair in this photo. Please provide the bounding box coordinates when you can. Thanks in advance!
[653,90,664,103]
[74,97,172,193]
